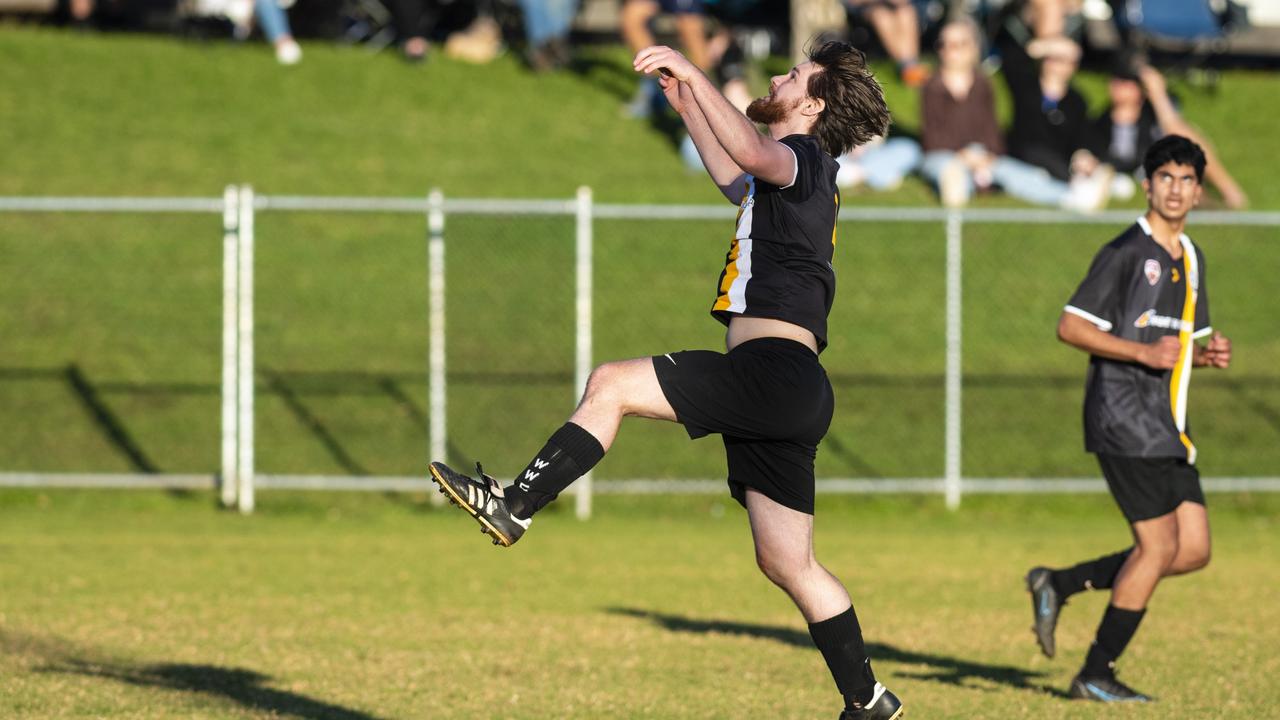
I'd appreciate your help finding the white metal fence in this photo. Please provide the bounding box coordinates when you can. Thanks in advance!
[2,191,1279,516]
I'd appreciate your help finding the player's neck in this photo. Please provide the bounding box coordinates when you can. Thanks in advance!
[1143,210,1186,256]
[768,117,813,142]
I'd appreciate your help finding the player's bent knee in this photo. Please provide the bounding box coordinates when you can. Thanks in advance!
[1187,546,1211,572]
[583,363,624,402]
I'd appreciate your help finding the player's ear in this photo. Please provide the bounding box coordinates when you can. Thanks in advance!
[801,96,825,118]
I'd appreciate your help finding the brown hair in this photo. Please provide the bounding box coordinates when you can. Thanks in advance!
[805,41,892,157]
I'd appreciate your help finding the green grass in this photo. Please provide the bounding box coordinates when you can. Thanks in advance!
[2,489,1278,718]
[1,28,1279,481]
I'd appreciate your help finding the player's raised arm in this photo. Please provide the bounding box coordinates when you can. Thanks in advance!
[634,45,799,188]
[650,66,750,203]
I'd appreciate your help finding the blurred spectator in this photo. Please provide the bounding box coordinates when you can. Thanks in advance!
[621,0,709,117]
[844,0,928,86]
[996,0,1084,44]
[920,17,1085,208]
[385,0,437,60]
[68,0,94,24]
[1087,56,1248,208]
[254,0,302,64]
[184,0,301,63]
[518,0,579,71]
[443,8,503,63]
[835,135,922,191]
[998,32,1113,210]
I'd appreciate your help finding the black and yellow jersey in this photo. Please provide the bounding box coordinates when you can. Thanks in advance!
[1064,216,1212,461]
[710,134,840,351]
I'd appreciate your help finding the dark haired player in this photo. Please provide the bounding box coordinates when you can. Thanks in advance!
[1026,135,1232,702]
[428,41,903,719]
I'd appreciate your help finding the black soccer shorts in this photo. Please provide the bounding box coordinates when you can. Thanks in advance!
[652,337,834,515]
[1096,453,1206,523]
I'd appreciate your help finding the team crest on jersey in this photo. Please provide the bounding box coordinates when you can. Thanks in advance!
[1143,259,1161,286]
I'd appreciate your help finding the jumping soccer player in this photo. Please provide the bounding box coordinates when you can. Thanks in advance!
[428,41,902,720]
[1026,135,1232,702]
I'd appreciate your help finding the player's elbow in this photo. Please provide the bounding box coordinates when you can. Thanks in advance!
[1056,314,1074,344]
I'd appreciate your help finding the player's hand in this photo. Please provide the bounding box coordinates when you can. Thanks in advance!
[1139,335,1182,370]
[658,73,694,114]
[633,45,698,84]
[1203,331,1232,369]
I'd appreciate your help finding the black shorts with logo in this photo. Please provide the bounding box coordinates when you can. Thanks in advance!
[1097,453,1206,523]
[652,337,834,515]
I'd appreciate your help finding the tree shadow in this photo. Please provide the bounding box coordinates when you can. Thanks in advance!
[607,607,1063,696]
[3,628,388,719]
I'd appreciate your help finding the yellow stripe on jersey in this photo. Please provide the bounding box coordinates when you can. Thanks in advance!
[712,238,742,312]
[1169,245,1198,462]
[831,192,839,247]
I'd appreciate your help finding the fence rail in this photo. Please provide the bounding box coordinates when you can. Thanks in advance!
[4,192,1278,516]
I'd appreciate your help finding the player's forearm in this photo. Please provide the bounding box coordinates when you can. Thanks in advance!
[1058,313,1145,363]
[685,72,774,174]
[680,101,747,198]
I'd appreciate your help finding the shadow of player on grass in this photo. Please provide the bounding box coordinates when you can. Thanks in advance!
[609,607,1064,696]
[3,629,386,720]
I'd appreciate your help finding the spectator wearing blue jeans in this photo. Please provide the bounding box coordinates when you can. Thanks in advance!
[919,18,1077,207]
[520,0,579,71]
[254,0,302,64]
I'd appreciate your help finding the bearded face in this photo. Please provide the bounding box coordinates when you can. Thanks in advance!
[746,94,799,125]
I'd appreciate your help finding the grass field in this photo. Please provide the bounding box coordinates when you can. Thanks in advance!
[2,489,1278,719]
[2,26,1278,720]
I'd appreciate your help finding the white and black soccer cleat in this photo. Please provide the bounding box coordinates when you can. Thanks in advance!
[1026,566,1063,658]
[429,461,530,547]
[839,683,903,720]
[1068,673,1152,703]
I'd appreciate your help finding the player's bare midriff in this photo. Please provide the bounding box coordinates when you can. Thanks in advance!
[726,316,819,355]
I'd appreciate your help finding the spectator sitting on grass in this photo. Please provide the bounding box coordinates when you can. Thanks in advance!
[998,32,1113,211]
[843,0,929,87]
[621,0,710,118]
[1087,54,1248,209]
[518,0,579,71]
[385,0,439,62]
[920,17,1094,209]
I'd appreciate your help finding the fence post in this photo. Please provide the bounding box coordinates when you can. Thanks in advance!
[427,188,447,506]
[944,211,963,510]
[574,186,594,520]
[237,185,256,514]
[220,185,240,508]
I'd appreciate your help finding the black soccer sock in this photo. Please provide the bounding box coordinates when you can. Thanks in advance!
[1082,604,1146,678]
[1050,548,1133,597]
[809,606,877,708]
[503,423,605,520]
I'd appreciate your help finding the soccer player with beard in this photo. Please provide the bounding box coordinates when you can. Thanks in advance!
[1026,135,1232,702]
[428,40,902,719]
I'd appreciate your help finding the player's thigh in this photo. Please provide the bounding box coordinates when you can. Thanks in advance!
[591,357,678,422]
[1130,511,1180,563]
[744,487,814,568]
[1173,500,1210,559]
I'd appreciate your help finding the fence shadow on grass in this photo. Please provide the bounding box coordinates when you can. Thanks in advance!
[607,607,1062,696]
[2,628,388,720]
